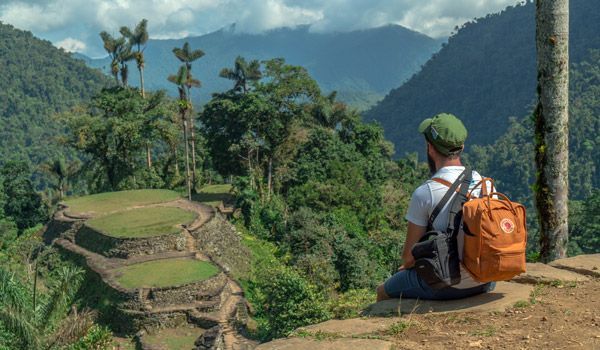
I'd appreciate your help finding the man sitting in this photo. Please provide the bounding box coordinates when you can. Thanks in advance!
[376,113,495,301]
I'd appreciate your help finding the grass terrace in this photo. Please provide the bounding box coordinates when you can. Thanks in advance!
[86,207,197,238]
[143,327,204,350]
[63,189,181,216]
[115,258,220,289]
[193,184,233,207]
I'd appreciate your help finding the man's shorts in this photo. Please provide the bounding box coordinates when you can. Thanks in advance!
[383,268,495,300]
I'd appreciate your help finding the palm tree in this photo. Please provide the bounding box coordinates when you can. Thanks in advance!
[172,42,204,190]
[120,19,149,97]
[116,43,135,86]
[168,65,192,200]
[219,56,261,94]
[39,157,80,201]
[535,0,570,262]
[0,266,95,349]
[99,31,125,85]
[121,20,153,168]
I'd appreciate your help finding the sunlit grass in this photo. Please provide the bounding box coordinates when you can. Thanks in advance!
[86,206,196,238]
[115,258,219,289]
[143,327,204,350]
[64,189,180,215]
[193,184,233,207]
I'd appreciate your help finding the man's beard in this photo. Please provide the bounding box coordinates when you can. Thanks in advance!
[427,153,437,176]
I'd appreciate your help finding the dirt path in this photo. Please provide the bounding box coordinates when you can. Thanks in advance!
[382,278,600,349]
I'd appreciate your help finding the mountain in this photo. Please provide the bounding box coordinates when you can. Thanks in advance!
[365,0,600,156]
[79,24,442,110]
[0,22,109,172]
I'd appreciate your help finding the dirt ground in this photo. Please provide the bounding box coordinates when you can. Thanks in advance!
[386,278,600,349]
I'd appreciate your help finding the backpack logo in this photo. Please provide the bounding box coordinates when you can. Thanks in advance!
[500,218,515,234]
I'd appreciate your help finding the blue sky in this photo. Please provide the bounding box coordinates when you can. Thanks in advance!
[0,0,522,57]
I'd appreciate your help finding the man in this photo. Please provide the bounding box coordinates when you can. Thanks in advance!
[376,113,495,301]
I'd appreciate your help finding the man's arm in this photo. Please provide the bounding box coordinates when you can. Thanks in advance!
[399,221,427,270]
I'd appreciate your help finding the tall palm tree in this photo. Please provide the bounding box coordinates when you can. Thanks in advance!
[99,31,125,85]
[121,19,152,168]
[120,19,149,97]
[535,0,570,262]
[0,266,94,349]
[172,42,204,189]
[219,56,261,94]
[168,65,192,200]
[39,157,80,201]
[116,43,135,87]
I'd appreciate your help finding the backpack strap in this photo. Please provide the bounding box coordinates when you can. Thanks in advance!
[427,168,470,231]
[446,168,473,238]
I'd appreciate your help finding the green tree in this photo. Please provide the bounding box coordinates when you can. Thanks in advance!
[121,19,153,169]
[168,66,193,200]
[120,19,149,98]
[0,161,46,231]
[172,42,204,190]
[569,189,600,255]
[0,266,97,349]
[39,157,80,201]
[99,31,125,85]
[63,87,170,191]
[256,267,330,339]
[219,56,261,94]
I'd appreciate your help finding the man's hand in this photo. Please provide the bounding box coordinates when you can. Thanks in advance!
[398,254,415,271]
[398,222,427,271]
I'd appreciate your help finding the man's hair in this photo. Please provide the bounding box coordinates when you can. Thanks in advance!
[444,150,462,160]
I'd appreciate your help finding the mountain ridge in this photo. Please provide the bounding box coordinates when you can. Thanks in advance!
[77,24,442,110]
[365,0,600,156]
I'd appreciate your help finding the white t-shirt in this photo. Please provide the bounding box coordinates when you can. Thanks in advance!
[405,166,490,289]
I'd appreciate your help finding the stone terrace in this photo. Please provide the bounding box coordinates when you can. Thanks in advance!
[45,190,256,350]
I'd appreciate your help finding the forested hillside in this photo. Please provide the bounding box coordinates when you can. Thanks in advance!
[0,22,109,179]
[467,49,600,202]
[366,0,600,154]
[80,24,441,109]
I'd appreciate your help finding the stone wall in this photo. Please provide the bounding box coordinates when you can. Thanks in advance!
[75,224,187,258]
[43,216,82,244]
[147,272,228,308]
[192,215,251,278]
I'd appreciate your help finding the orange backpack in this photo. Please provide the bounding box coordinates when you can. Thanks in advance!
[461,178,527,282]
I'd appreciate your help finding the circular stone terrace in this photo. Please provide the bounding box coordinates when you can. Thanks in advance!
[59,189,222,290]
[52,188,255,348]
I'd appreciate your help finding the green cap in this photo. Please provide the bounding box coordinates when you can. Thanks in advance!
[418,113,467,156]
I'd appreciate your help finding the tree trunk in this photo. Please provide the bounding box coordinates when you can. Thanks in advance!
[140,65,145,98]
[186,89,198,193]
[535,0,569,262]
[174,146,180,176]
[267,157,273,200]
[183,117,192,201]
[146,143,152,168]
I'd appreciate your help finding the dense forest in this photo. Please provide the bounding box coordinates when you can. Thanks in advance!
[366,0,600,154]
[0,22,110,187]
[81,24,441,110]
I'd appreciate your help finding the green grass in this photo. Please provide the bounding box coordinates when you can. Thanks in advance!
[115,258,219,289]
[387,320,411,335]
[470,325,497,337]
[64,189,180,215]
[143,327,203,350]
[86,206,196,238]
[193,184,233,207]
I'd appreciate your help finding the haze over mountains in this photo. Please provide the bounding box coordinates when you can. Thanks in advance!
[365,0,600,156]
[77,24,442,109]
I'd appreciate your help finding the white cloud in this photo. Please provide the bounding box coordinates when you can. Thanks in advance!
[0,0,525,56]
[55,37,86,52]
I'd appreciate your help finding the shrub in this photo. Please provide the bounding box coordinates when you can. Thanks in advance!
[257,267,331,340]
